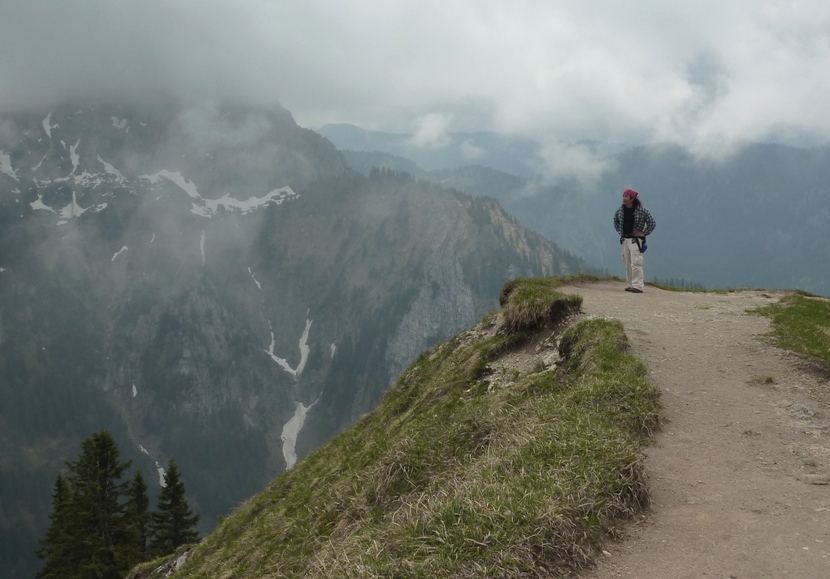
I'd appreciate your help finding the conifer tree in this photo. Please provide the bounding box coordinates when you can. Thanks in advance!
[124,470,151,567]
[150,459,200,556]
[66,430,132,579]
[35,474,73,579]
[36,430,134,579]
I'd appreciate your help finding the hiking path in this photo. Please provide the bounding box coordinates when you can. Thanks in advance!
[559,280,830,579]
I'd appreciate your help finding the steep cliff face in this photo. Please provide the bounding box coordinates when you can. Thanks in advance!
[384,246,477,390]
[0,103,586,578]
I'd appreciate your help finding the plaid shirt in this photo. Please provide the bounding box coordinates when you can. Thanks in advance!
[614,204,656,239]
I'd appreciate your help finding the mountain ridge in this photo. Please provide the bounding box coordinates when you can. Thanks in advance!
[323,125,830,296]
[0,102,587,578]
[128,276,661,578]
[130,278,830,579]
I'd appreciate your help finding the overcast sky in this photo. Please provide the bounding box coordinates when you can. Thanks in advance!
[3,0,830,152]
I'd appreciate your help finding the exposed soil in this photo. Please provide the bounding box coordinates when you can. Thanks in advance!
[556,280,830,579]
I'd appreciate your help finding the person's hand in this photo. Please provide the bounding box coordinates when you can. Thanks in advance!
[634,231,644,237]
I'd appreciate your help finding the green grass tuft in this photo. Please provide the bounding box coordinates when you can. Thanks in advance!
[499,277,582,332]
[752,294,830,369]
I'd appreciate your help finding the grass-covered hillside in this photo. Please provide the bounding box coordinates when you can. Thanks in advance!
[130,277,661,578]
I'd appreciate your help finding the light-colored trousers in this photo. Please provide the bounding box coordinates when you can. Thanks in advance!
[621,238,644,290]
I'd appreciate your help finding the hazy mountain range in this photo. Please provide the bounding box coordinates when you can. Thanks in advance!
[4,103,828,578]
[0,102,585,578]
[320,124,830,295]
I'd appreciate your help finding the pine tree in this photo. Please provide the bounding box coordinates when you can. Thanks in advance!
[150,459,200,556]
[36,430,134,579]
[123,470,151,567]
[35,474,73,579]
[67,430,132,579]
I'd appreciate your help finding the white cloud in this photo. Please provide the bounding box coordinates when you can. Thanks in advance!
[2,1,830,150]
[536,141,618,189]
[460,139,485,160]
[407,113,452,149]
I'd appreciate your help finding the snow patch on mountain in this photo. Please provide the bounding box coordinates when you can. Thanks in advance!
[30,149,125,190]
[248,267,262,289]
[73,171,107,188]
[112,246,128,262]
[281,399,318,469]
[59,192,85,221]
[69,139,81,175]
[111,117,128,130]
[42,112,57,138]
[265,317,312,377]
[0,150,18,181]
[197,187,298,217]
[142,170,200,199]
[31,191,107,225]
[141,169,297,218]
[138,445,168,487]
[30,193,54,212]
[57,193,107,225]
[97,155,125,182]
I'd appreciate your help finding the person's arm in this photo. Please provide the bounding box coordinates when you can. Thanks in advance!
[641,208,656,236]
[613,208,623,235]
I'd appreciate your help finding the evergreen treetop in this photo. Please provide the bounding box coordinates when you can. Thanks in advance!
[150,458,200,556]
[36,431,201,578]
[35,474,72,579]
[37,430,133,579]
[124,470,152,567]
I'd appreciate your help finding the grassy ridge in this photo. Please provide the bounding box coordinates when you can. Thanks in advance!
[134,277,660,578]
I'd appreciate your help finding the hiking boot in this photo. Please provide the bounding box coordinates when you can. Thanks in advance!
[624,287,633,292]
[629,288,644,293]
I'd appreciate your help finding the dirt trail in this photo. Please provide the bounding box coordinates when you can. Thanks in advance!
[559,280,830,579]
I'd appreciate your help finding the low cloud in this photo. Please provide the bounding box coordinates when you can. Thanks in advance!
[535,142,618,189]
[407,113,452,149]
[2,1,830,152]
[460,139,485,160]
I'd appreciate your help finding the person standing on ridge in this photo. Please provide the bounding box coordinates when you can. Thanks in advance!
[613,188,656,293]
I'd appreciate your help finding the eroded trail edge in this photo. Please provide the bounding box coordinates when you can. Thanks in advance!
[560,281,830,579]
